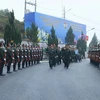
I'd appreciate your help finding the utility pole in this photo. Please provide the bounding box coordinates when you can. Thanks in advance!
[63,6,65,20]
[63,6,71,19]
[35,0,37,12]
[24,0,37,14]
[24,0,26,16]
[24,0,37,38]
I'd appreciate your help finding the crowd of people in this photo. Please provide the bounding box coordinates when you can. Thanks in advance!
[46,44,82,69]
[0,41,43,76]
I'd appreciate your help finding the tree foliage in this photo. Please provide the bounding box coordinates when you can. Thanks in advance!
[0,9,24,38]
[65,27,75,45]
[26,23,38,44]
[48,26,58,46]
[89,33,98,47]
[0,9,9,16]
[77,32,87,57]
[4,10,22,44]
[77,38,87,52]
[48,34,52,46]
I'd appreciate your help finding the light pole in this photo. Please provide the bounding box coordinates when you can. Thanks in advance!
[63,7,71,28]
[86,27,95,53]
[63,7,71,20]
[86,28,95,33]
[86,28,95,41]
[25,0,36,14]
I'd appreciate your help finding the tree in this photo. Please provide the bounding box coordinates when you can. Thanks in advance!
[77,32,87,58]
[26,23,38,45]
[65,27,75,45]
[0,9,24,39]
[77,38,87,52]
[26,27,31,39]
[89,33,98,47]
[4,10,22,45]
[49,26,58,46]
[14,28,22,44]
[4,23,11,44]
[0,9,9,16]
[48,34,52,46]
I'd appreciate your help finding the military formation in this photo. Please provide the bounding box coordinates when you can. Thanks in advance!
[88,44,100,66]
[0,42,43,76]
[0,41,83,76]
[46,44,82,69]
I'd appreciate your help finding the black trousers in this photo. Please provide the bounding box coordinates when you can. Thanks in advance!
[22,60,25,68]
[49,59,53,69]
[26,61,27,67]
[18,62,21,69]
[52,58,56,66]
[64,61,69,69]
[7,60,12,72]
[0,60,4,74]
[13,60,17,71]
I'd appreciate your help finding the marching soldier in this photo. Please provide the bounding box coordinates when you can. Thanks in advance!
[56,47,61,65]
[6,43,12,73]
[62,44,70,69]
[53,44,57,66]
[0,42,5,76]
[70,48,75,62]
[48,45,56,69]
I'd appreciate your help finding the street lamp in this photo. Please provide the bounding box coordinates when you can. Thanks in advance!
[86,28,95,33]
[65,8,72,13]
[86,28,95,41]
[82,28,95,42]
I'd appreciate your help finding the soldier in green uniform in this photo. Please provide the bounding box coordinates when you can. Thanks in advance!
[53,44,57,66]
[61,47,65,64]
[33,47,36,65]
[37,46,41,64]
[6,43,12,73]
[25,45,28,67]
[0,42,5,76]
[28,45,31,66]
[48,45,56,69]
[17,44,22,70]
[62,44,70,69]
[13,43,18,71]
[56,46,61,65]
[69,47,75,62]
[30,45,33,66]
[22,44,25,68]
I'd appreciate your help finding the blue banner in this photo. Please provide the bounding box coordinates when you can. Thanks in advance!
[25,12,86,44]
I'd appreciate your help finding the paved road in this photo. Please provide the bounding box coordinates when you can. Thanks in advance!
[0,59,100,100]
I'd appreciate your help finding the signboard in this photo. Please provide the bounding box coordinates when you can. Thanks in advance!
[25,12,86,44]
